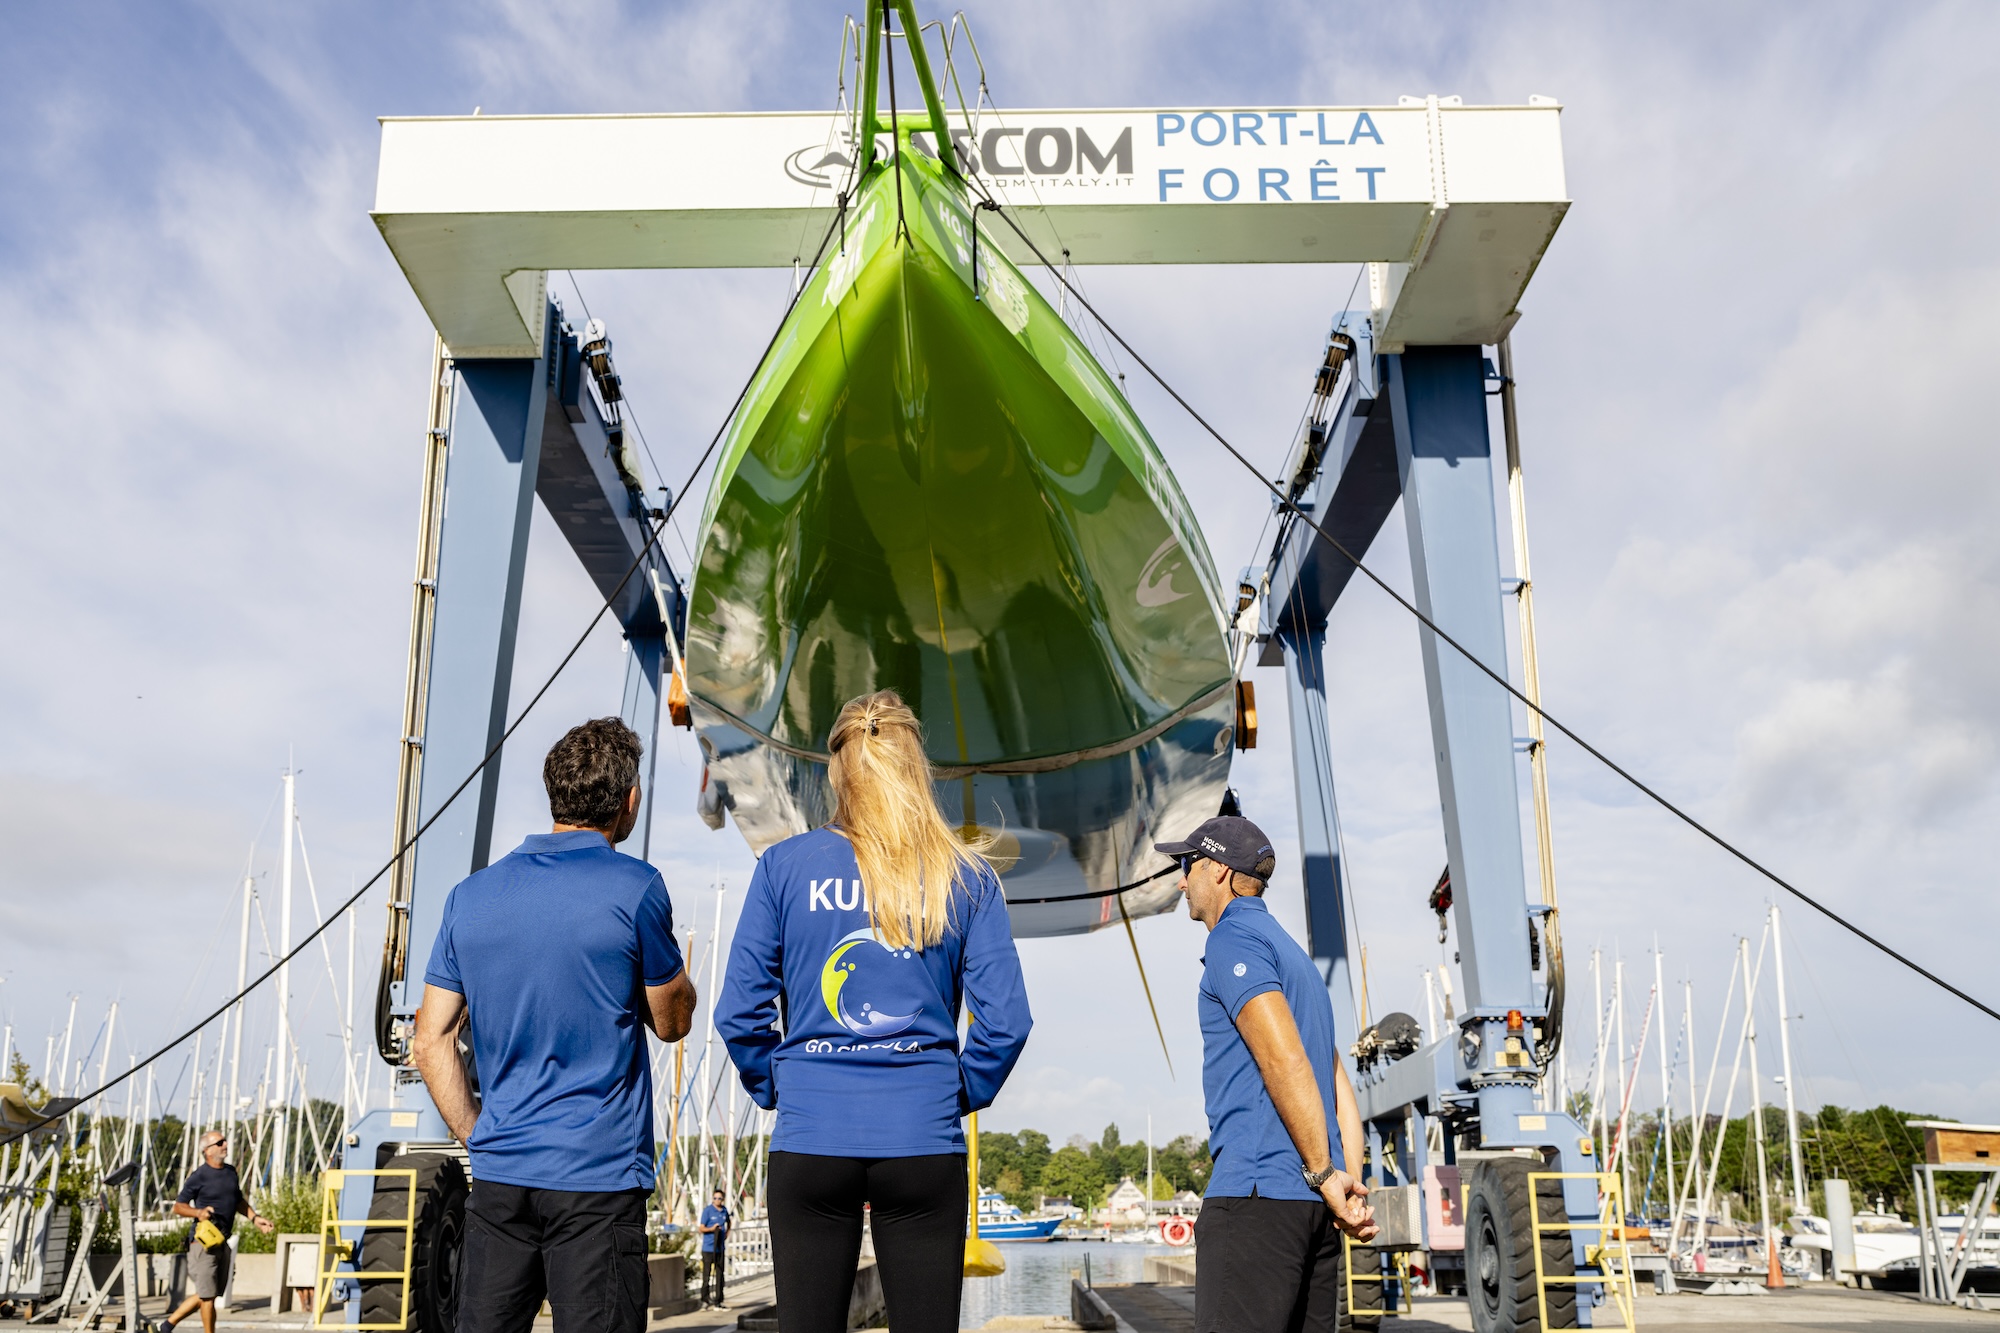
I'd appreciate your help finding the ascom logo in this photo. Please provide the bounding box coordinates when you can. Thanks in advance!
[779,127,1134,187]
[948,126,1132,179]
[819,929,926,1039]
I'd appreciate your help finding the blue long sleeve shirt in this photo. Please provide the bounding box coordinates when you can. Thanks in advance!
[717,827,1032,1157]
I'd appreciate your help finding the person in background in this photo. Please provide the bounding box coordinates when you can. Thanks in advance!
[1157,815,1377,1333]
[697,1189,731,1309]
[718,690,1033,1333]
[159,1131,274,1333]
[413,718,698,1333]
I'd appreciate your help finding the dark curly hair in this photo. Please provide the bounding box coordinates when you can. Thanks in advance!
[543,717,643,829]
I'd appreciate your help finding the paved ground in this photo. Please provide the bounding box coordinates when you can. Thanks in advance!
[14,1275,1996,1333]
[0,1274,776,1333]
[1086,1281,2000,1333]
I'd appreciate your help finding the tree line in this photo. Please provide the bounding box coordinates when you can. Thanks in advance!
[1590,1100,1972,1218]
[976,1124,1211,1213]
[979,1102,1964,1221]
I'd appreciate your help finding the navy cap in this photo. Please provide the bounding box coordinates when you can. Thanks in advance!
[1154,816,1276,881]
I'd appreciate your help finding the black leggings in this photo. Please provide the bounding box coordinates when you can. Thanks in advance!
[767,1151,966,1333]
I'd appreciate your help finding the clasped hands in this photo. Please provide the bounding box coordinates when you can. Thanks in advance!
[1315,1169,1378,1241]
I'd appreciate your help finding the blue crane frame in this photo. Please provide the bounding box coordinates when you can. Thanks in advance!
[334,299,685,1301]
[331,301,1607,1323]
[1258,328,1607,1314]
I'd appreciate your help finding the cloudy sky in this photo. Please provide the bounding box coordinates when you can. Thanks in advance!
[3,1,1997,1158]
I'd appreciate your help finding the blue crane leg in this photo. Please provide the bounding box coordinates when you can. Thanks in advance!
[620,632,667,862]
[1381,347,1534,1014]
[1279,621,1361,1045]
[340,322,552,1310]
[397,321,552,1012]
[1384,346,1602,1308]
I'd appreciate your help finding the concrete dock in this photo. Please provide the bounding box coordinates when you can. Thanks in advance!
[0,1278,775,1333]
[1083,1282,2000,1333]
[14,1273,1997,1333]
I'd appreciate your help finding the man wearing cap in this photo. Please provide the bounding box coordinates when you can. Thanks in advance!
[1154,815,1375,1333]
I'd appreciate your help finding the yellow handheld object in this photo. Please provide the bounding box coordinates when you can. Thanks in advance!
[194,1218,226,1250]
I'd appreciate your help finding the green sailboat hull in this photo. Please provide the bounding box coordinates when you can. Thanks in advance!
[686,143,1235,935]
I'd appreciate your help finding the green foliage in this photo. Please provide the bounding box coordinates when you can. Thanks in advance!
[1155,1135,1211,1194]
[976,1130,1052,1210]
[54,1160,124,1256]
[975,1124,1206,1213]
[653,1222,695,1260]
[1615,1102,1965,1218]
[139,1223,191,1254]
[1040,1145,1107,1212]
[240,1174,322,1252]
[6,1052,47,1105]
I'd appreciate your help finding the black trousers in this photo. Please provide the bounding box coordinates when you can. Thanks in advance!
[767,1151,966,1333]
[1194,1195,1344,1333]
[700,1253,724,1306]
[457,1180,649,1333]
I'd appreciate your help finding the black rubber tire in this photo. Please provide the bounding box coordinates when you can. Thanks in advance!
[1337,1240,1384,1332]
[356,1153,467,1333]
[1465,1158,1576,1333]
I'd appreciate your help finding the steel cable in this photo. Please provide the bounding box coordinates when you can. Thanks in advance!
[964,189,2000,1028]
[1,205,853,1144]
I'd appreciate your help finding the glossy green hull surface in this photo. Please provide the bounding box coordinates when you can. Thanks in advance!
[687,146,1234,935]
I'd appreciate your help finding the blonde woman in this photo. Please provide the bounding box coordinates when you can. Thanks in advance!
[719,691,1032,1333]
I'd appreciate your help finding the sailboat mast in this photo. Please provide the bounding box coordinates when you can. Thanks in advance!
[725,1071,738,1207]
[345,902,358,1133]
[1741,940,1776,1279]
[273,768,295,1183]
[90,1001,118,1172]
[230,867,251,1144]
[700,877,726,1202]
[58,995,78,1098]
[1655,949,1675,1221]
[139,1066,154,1210]
[1769,903,1807,1215]
[1147,1111,1155,1214]
[1679,979,1699,1242]
[1589,950,1606,1158]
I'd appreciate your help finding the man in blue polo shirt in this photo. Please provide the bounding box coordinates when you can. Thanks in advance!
[1155,815,1376,1333]
[413,718,697,1333]
[697,1189,730,1309]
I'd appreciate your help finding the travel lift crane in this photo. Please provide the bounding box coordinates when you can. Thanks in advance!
[341,37,1593,1332]
[1251,320,1610,1329]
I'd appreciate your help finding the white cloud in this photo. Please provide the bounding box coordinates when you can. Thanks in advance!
[3,0,1999,1146]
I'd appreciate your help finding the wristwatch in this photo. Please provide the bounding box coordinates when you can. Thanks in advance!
[1302,1163,1338,1190]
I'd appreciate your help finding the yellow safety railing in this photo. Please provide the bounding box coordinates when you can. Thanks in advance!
[1342,1234,1410,1318]
[1528,1172,1639,1333]
[314,1168,419,1330]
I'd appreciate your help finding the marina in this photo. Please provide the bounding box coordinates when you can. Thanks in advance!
[5,3,1999,1333]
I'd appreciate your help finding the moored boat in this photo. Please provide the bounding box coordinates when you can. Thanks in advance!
[976,1189,1065,1241]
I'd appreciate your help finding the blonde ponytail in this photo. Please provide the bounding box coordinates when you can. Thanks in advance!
[827,690,990,949]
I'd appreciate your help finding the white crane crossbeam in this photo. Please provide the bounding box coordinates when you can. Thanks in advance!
[372,97,1567,356]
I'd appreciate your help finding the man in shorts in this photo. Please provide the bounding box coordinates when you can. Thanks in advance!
[160,1131,274,1333]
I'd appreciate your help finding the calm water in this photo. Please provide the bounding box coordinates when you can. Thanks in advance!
[958,1240,1188,1328]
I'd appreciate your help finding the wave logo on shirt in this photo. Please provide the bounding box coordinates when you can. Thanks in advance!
[819,930,926,1039]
